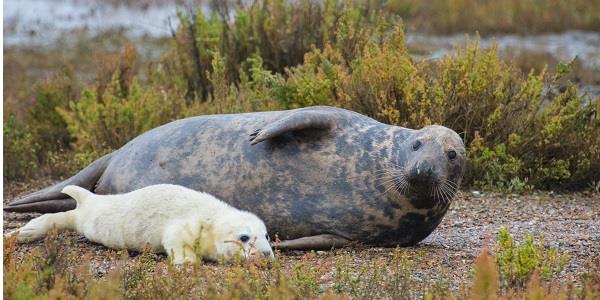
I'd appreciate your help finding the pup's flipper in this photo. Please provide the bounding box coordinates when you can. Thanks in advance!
[61,185,94,207]
[10,211,76,243]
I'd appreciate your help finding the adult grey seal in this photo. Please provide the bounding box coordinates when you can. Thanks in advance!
[6,106,465,249]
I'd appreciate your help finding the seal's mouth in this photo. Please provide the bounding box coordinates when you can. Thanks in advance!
[402,178,458,206]
[378,161,458,205]
[405,160,438,191]
[380,167,458,205]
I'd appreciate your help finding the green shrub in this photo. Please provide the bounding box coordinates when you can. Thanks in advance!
[6,1,600,190]
[27,69,77,154]
[161,0,388,103]
[339,24,433,126]
[495,226,569,288]
[58,46,190,154]
[275,47,343,108]
[3,115,39,181]
[291,262,321,296]
[468,134,530,192]
[181,53,284,116]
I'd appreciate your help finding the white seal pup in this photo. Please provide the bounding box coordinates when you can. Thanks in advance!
[11,184,274,264]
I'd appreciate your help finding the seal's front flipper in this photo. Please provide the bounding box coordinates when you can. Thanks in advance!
[249,108,336,145]
[4,153,113,213]
[275,234,351,250]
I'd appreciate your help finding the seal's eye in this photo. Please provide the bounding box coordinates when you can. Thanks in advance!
[239,235,250,243]
[265,234,270,241]
[412,140,422,151]
[448,150,457,160]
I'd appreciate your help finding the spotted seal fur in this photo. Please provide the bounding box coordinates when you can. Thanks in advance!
[6,106,465,249]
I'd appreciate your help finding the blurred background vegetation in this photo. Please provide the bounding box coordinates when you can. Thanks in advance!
[3,0,600,191]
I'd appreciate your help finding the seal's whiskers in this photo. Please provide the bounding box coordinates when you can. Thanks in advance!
[369,162,410,197]
[436,178,459,205]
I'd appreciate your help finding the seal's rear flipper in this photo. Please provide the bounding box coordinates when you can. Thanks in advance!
[249,107,337,145]
[5,199,76,214]
[274,234,351,250]
[4,153,113,213]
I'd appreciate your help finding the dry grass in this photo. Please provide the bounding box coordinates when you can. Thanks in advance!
[4,180,600,299]
[3,230,599,299]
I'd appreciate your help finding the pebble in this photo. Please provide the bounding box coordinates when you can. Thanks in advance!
[470,191,482,197]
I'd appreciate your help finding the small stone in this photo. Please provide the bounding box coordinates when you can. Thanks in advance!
[471,191,482,197]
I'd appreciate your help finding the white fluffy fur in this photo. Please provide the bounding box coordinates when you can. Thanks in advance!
[12,184,274,264]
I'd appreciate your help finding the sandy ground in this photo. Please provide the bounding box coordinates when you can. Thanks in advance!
[3,179,599,290]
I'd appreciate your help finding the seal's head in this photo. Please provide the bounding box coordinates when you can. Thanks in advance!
[396,125,465,205]
[212,210,274,261]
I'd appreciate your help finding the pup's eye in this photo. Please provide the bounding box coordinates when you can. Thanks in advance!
[448,150,457,160]
[412,140,422,151]
[239,235,250,243]
[265,234,270,241]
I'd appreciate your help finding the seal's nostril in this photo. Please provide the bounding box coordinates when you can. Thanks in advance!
[262,251,273,257]
[412,140,422,151]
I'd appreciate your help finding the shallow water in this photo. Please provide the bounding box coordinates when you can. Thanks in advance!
[406,31,600,98]
[4,1,600,97]
[3,0,190,46]
[5,1,600,64]
[406,30,600,68]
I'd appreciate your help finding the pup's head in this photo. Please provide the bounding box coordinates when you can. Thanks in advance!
[211,210,274,261]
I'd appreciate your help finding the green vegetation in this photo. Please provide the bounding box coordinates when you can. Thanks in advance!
[3,0,599,191]
[495,226,570,288]
[389,0,600,34]
[3,115,39,180]
[4,227,599,299]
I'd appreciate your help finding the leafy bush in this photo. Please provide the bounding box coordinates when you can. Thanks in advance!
[57,46,192,155]
[3,116,39,181]
[4,1,599,191]
[468,135,530,193]
[495,226,569,288]
[340,24,433,127]
[27,69,76,154]
[161,0,389,103]
[59,78,187,154]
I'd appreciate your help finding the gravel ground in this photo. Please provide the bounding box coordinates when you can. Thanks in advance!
[3,179,599,290]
